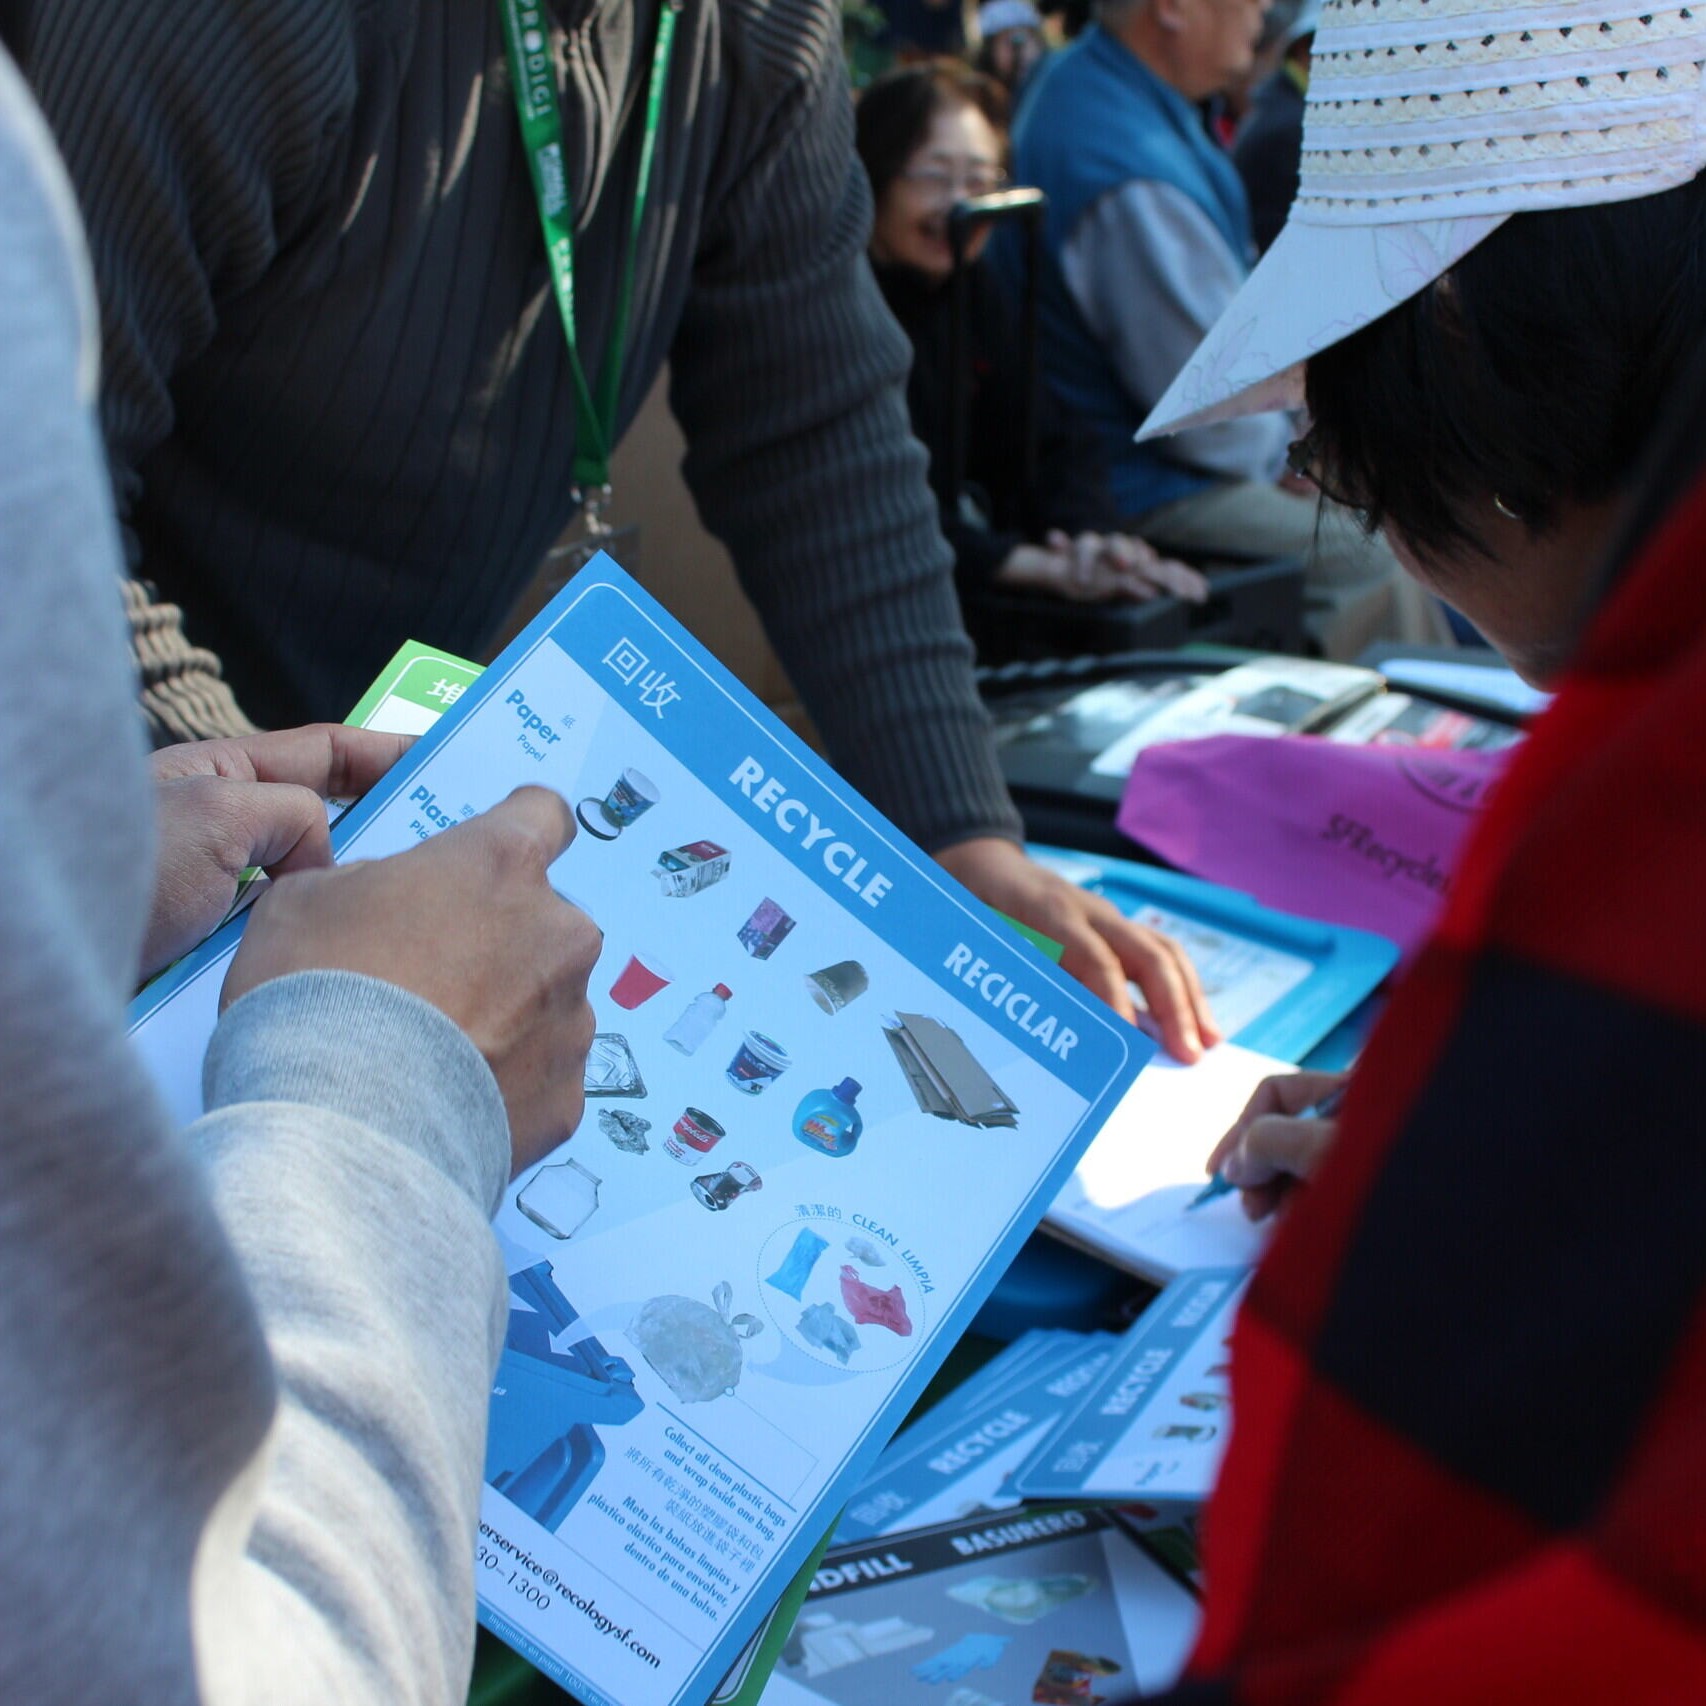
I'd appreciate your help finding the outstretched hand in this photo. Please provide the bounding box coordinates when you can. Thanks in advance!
[934,837,1221,1061]
[143,725,410,979]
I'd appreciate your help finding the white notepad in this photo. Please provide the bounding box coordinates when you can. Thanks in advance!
[1044,1043,1295,1283]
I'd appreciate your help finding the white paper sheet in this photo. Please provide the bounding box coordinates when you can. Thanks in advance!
[1044,1044,1294,1283]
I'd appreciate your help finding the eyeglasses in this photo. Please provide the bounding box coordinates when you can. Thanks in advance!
[1286,429,1373,528]
[897,163,1011,198]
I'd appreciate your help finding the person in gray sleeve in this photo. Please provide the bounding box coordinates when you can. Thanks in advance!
[1,0,1219,1057]
[0,44,604,1701]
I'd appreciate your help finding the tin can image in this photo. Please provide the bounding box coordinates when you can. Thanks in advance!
[665,1106,727,1164]
[691,1162,763,1210]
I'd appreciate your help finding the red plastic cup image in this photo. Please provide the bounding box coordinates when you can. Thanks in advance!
[609,950,674,1010]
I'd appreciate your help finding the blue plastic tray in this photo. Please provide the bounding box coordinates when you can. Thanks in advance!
[1027,843,1399,1063]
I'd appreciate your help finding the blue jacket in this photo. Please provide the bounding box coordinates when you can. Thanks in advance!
[1010,25,1254,518]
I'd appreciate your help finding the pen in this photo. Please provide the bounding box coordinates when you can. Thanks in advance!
[1186,1081,1349,1211]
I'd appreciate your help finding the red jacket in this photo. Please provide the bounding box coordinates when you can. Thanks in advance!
[1167,468,1706,1701]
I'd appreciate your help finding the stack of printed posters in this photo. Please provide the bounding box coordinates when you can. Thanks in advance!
[759,1505,1199,1706]
[769,1270,1251,1702]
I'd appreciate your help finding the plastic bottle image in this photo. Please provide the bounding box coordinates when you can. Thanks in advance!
[663,983,732,1055]
[792,1078,864,1158]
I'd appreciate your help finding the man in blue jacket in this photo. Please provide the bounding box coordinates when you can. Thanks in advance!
[1011,0,1442,655]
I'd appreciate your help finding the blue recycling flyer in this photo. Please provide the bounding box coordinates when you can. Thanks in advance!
[834,1331,1119,1543]
[126,557,1152,1706]
[1011,1271,1249,1506]
[759,1505,1199,1706]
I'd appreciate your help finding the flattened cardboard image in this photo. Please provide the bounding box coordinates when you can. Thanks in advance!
[885,1013,1020,1129]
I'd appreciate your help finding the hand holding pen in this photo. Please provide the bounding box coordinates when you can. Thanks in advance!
[1191,1071,1350,1222]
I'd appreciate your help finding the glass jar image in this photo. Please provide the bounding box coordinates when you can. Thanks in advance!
[516,1158,602,1240]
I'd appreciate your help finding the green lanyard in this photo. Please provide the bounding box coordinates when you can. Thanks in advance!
[499,0,679,530]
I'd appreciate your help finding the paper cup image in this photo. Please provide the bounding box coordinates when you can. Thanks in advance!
[737,896,796,960]
[608,951,673,1010]
[804,959,869,1015]
[575,766,659,841]
[665,1106,727,1165]
[725,1029,791,1094]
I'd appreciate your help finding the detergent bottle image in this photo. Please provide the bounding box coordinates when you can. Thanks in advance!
[792,1078,863,1158]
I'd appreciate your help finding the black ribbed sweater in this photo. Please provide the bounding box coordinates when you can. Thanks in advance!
[3,0,1021,850]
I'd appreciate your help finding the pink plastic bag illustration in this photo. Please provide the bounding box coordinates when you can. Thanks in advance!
[839,1265,914,1336]
[1117,735,1511,960]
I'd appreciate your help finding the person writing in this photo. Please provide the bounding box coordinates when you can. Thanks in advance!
[1134,0,1706,1691]
[1203,1068,1344,1220]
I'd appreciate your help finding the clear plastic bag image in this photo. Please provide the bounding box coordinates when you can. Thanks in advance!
[628,1281,763,1403]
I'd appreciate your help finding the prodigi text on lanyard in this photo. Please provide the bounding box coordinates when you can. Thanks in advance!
[498,0,679,536]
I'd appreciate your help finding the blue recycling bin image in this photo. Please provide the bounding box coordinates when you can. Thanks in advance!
[486,1262,645,1531]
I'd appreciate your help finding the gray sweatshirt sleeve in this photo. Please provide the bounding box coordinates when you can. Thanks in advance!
[669,4,1023,853]
[189,973,511,1706]
[0,51,512,1702]
[1061,181,1291,484]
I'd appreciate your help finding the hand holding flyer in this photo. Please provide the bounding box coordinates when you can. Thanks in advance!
[223,784,601,1170]
[126,557,1152,1706]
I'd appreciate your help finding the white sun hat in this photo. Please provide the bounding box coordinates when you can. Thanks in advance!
[1140,0,1706,440]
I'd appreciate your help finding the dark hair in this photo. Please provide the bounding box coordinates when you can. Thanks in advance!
[1305,171,1706,565]
[854,61,1010,204]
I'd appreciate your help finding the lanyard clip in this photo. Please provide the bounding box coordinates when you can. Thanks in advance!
[576,482,615,539]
